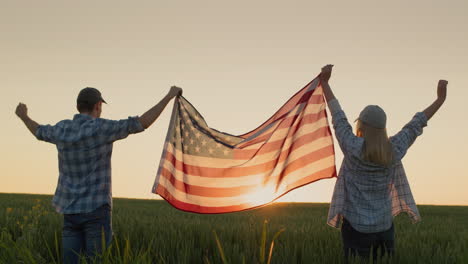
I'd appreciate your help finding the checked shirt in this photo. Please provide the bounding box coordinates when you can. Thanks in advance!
[327,99,427,233]
[35,114,144,214]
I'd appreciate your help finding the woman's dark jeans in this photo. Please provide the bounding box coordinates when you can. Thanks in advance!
[341,218,394,260]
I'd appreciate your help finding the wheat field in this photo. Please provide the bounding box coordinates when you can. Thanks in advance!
[0,193,467,263]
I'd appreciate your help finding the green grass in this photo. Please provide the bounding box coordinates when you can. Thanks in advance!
[0,193,467,263]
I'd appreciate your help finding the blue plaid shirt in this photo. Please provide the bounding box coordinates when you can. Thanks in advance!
[327,99,426,233]
[35,114,144,214]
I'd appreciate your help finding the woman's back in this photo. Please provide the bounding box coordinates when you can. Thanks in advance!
[326,99,428,233]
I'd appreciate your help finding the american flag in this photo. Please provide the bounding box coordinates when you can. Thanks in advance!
[152,77,336,213]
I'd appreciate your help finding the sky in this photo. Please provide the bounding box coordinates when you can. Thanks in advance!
[1,0,467,205]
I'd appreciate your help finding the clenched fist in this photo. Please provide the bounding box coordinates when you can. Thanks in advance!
[437,80,447,102]
[320,64,334,83]
[15,103,28,120]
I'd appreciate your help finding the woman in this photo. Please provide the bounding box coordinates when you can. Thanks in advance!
[321,65,447,259]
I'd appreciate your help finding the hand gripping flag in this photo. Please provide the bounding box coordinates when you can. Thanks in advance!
[152,77,336,213]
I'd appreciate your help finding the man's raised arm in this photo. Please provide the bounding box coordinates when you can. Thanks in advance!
[16,103,39,136]
[139,86,183,129]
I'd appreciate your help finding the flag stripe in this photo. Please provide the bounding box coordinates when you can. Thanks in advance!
[159,144,334,197]
[164,128,333,177]
[237,93,324,141]
[156,184,252,213]
[159,168,259,197]
[164,133,332,174]
[160,136,333,190]
[156,159,336,208]
[157,157,335,206]
[234,117,329,159]
[239,79,320,138]
[237,107,326,149]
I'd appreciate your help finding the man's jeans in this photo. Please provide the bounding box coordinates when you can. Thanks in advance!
[62,204,112,264]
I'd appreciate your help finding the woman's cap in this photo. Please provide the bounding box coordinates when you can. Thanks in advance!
[357,105,386,129]
[77,87,107,105]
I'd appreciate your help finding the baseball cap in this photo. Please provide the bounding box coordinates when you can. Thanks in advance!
[77,87,107,105]
[356,105,386,129]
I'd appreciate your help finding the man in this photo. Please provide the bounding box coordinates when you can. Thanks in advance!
[15,85,182,263]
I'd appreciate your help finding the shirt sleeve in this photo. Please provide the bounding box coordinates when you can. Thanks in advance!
[327,99,361,155]
[35,124,58,144]
[390,112,428,160]
[99,116,145,143]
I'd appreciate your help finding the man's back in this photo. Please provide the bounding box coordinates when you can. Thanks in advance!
[35,114,144,213]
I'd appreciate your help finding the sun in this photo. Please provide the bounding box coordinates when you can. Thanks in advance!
[243,183,283,207]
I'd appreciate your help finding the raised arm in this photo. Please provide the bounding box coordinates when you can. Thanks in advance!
[423,80,447,120]
[318,65,361,155]
[16,103,39,136]
[139,86,183,129]
[319,64,336,103]
[388,80,447,160]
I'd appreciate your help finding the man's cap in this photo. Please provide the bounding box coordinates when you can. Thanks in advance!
[77,87,107,105]
[356,105,386,129]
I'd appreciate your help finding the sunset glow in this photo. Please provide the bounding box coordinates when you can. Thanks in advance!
[2,0,467,205]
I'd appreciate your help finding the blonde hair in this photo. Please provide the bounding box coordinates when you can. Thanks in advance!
[356,120,394,167]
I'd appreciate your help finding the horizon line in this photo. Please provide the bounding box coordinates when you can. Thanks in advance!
[1,192,467,207]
